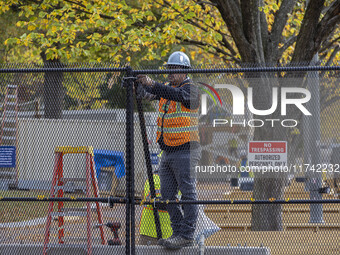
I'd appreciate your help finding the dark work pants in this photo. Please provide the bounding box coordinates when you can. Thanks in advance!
[159,147,201,240]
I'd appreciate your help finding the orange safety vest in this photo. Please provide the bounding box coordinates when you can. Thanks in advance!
[156,81,199,147]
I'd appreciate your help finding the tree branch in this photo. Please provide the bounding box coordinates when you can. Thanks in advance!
[267,0,297,63]
[326,45,340,65]
[198,45,241,64]
[70,6,116,20]
[253,0,265,63]
[64,0,86,9]
[155,0,239,59]
[260,0,269,56]
[220,34,238,56]
[316,0,340,48]
[291,0,326,63]
[240,0,253,43]
[178,36,241,63]
[211,0,254,62]
[319,35,340,53]
[278,35,297,58]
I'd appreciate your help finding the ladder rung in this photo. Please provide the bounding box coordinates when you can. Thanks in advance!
[3,114,16,118]
[7,95,17,99]
[66,237,104,242]
[2,128,16,132]
[4,110,16,114]
[51,211,87,217]
[7,85,17,89]
[0,171,16,176]
[60,178,86,183]
[53,186,66,194]
[49,236,104,243]
[53,187,86,195]
[3,119,16,123]
[48,237,103,244]
[2,136,16,140]
[62,207,98,212]
[46,244,88,252]
[46,243,86,247]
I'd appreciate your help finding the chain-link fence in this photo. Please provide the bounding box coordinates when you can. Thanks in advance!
[0,63,339,255]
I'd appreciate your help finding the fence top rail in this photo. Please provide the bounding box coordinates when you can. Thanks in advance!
[0,66,129,73]
[0,65,338,74]
[133,65,340,74]
[2,196,340,205]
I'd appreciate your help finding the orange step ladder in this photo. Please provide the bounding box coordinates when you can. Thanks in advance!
[43,146,106,255]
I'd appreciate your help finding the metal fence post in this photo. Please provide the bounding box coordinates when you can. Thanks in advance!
[134,78,163,240]
[308,55,324,223]
[124,66,135,255]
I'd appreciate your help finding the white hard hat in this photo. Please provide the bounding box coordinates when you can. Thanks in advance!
[165,51,191,68]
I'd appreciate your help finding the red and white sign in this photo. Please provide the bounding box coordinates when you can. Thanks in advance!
[248,141,287,167]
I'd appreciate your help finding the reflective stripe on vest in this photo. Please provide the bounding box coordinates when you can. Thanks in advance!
[238,160,254,178]
[156,81,199,147]
[157,126,198,133]
[139,174,173,239]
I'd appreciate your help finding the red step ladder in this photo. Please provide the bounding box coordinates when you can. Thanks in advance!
[43,146,106,255]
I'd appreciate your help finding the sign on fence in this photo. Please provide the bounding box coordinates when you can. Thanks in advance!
[248,141,287,167]
[0,146,16,168]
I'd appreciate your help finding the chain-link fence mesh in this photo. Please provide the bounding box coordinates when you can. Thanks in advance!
[0,62,339,255]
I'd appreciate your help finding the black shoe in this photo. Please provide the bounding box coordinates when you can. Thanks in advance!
[157,238,165,246]
[157,235,176,246]
[163,235,194,250]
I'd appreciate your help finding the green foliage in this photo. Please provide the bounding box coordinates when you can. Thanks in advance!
[0,0,338,64]
[0,9,40,63]
[0,0,338,110]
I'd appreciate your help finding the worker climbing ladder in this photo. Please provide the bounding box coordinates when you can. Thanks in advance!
[43,146,107,255]
[0,84,19,187]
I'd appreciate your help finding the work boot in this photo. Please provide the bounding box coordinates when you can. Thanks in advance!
[157,238,165,246]
[163,235,194,249]
[157,235,176,246]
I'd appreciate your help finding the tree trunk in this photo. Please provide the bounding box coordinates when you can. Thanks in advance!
[247,74,287,231]
[41,53,64,119]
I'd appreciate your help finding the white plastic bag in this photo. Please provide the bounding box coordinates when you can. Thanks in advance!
[194,205,220,243]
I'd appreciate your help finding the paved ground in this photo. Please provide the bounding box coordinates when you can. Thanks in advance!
[1,181,340,254]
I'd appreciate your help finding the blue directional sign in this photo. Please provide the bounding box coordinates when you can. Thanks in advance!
[0,146,16,168]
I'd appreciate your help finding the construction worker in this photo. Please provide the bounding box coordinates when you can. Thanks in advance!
[139,170,174,245]
[228,138,238,158]
[238,150,250,177]
[136,51,201,249]
[216,155,230,165]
